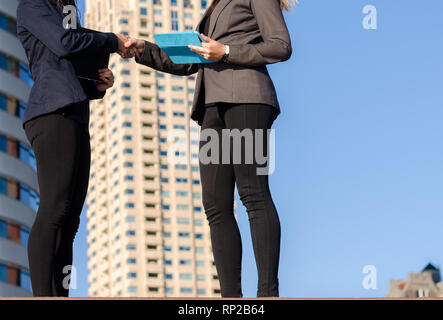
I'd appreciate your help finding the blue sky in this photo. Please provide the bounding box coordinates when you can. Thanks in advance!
[71,0,443,297]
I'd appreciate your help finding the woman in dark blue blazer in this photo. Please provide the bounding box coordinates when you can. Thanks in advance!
[16,0,130,296]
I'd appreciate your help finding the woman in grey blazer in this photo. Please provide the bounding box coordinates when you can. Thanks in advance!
[126,0,295,297]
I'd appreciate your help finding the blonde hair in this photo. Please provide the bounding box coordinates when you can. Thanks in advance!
[280,0,298,11]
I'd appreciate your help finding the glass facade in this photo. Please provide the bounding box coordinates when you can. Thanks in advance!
[0,92,26,119]
[0,8,35,297]
[0,175,39,212]
[0,52,33,86]
[0,11,17,36]
[0,263,31,291]
[0,218,30,247]
[0,133,36,170]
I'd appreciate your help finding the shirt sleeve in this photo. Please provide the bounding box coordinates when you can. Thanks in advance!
[226,0,292,67]
[135,40,199,76]
[17,0,119,59]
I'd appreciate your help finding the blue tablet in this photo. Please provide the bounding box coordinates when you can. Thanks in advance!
[153,31,217,64]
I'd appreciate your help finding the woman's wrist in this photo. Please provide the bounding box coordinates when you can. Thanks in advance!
[221,45,230,63]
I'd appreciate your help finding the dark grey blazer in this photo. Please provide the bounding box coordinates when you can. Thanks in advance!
[136,0,292,125]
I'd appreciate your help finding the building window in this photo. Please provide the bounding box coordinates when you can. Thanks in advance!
[171,11,178,30]
[0,263,31,291]
[0,176,39,212]
[177,218,190,224]
[0,134,36,169]
[0,12,17,36]
[172,99,184,104]
[127,286,138,293]
[0,219,30,247]
[196,261,204,267]
[196,247,204,253]
[192,193,201,199]
[178,232,190,238]
[177,204,189,211]
[0,92,26,119]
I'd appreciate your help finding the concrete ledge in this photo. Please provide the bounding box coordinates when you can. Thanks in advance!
[0,237,28,269]
[0,282,32,297]
[0,194,36,230]
[0,297,443,300]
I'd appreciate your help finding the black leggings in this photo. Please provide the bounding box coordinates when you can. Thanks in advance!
[24,112,90,296]
[199,103,281,297]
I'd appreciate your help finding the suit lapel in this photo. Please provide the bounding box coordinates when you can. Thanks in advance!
[208,0,232,38]
[195,4,212,34]
[195,15,206,33]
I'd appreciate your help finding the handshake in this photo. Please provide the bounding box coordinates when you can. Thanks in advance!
[114,33,228,62]
[116,34,145,59]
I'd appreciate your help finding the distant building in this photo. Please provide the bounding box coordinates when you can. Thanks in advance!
[84,0,223,297]
[386,263,443,297]
[0,0,38,297]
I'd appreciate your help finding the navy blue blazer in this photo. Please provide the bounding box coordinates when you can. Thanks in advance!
[16,0,119,128]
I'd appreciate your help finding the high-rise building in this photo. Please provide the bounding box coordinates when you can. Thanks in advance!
[0,0,38,297]
[386,263,443,298]
[84,0,222,297]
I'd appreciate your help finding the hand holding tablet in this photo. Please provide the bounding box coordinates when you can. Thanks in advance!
[153,31,218,64]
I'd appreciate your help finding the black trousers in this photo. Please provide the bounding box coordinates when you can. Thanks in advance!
[24,112,90,296]
[199,103,281,297]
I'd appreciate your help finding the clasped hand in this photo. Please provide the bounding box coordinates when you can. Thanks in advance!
[116,33,226,62]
